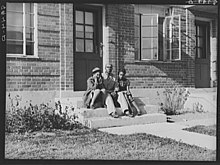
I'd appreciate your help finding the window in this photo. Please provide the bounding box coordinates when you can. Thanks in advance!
[196,23,207,59]
[6,3,37,57]
[135,14,158,60]
[163,15,181,61]
[75,10,95,53]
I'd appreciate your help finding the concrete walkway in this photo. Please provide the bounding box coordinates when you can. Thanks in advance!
[99,118,216,150]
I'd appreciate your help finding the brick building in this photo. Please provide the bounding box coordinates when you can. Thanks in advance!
[6,3,218,104]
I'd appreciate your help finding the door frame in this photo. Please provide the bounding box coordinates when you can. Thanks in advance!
[195,19,211,88]
[73,4,103,91]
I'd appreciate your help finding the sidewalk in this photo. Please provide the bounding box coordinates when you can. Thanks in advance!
[99,118,216,150]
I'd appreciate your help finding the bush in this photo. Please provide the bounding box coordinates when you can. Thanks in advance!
[192,102,206,113]
[157,87,190,115]
[5,94,79,134]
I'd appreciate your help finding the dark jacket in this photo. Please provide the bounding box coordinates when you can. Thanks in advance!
[83,76,104,108]
[117,77,130,92]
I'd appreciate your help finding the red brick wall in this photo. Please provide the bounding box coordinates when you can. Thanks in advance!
[6,3,74,91]
[106,4,196,88]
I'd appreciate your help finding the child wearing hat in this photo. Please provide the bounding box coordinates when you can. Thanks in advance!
[83,67,106,109]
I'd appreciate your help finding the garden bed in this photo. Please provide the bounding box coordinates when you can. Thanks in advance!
[166,111,216,123]
[183,125,216,136]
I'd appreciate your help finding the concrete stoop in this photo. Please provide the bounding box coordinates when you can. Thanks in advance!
[55,95,165,129]
[75,108,166,129]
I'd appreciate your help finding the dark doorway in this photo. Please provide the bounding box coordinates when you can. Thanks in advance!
[74,5,103,91]
[195,21,210,88]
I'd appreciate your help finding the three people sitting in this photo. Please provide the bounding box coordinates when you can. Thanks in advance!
[83,64,141,118]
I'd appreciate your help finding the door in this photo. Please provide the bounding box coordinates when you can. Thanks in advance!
[195,21,210,88]
[74,5,102,91]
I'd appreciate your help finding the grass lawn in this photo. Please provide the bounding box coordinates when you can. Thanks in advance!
[183,125,216,136]
[5,127,216,161]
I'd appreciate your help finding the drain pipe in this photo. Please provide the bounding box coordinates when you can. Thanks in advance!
[59,3,62,99]
[116,5,120,75]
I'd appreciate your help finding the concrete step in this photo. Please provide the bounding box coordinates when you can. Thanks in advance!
[77,113,167,129]
[76,104,160,118]
[55,95,160,114]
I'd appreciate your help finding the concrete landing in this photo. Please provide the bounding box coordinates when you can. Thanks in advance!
[78,113,167,129]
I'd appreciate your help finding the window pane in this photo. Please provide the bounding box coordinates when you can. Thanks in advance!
[153,38,158,49]
[7,3,23,12]
[172,18,180,27]
[7,12,23,26]
[142,15,157,26]
[7,26,23,40]
[197,37,204,47]
[85,40,93,52]
[166,39,171,49]
[25,3,34,14]
[166,50,171,60]
[142,38,157,49]
[85,26,93,39]
[141,49,152,60]
[76,11,83,24]
[76,39,84,52]
[172,29,179,38]
[197,47,206,59]
[197,26,204,37]
[26,14,34,27]
[26,28,34,41]
[7,40,23,54]
[142,26,157,37]
[172,38,179,49]
[153,49,158,60]
[197,48,202,58]
[76,25,84,38]
[85,12,93,25]
[26,41,34,55]
[172,49,180,60]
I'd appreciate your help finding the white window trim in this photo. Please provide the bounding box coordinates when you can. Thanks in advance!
[7,3,38,58]
[140,14,159,61]
[163,14,181,61]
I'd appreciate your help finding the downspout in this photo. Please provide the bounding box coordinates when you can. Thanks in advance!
[186,8,188,55]
[59,4,61,98]
[116,5,120,75]
[64,4,66,91]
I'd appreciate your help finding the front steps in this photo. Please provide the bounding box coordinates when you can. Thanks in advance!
[76,108,166,129]
[55,94,166,129]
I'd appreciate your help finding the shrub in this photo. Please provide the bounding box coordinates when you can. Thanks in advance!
[5,94,79,134]
[157,87,190,115]
[193,102,206,113]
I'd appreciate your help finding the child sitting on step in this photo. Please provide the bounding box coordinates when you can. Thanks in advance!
[83,67,106,109]
[117,68,142,116]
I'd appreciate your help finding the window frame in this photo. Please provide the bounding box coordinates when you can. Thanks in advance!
[75,9,96,53]
[6,3,38,58]
[135,13,159,61]
[163,14,181,61]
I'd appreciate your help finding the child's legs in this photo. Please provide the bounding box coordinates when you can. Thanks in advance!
[129,95,141,113]
[105,93,117,114]
[117,92,129,113]
[100,89,106,105]
[90,89,101,105]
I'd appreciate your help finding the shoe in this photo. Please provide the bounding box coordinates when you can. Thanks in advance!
[124,110,134,117]
[137,111,141,116]
[109,112,119,118]
[90,104,95,109]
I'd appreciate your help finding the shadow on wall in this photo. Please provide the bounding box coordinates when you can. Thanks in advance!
[107,7,196,88]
